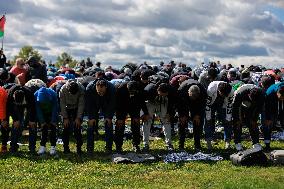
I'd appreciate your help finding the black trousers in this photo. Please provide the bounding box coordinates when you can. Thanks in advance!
[62,109,83,149]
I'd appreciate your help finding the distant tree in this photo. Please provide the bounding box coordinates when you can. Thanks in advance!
[14,46,42,62]
[55,52,77,68]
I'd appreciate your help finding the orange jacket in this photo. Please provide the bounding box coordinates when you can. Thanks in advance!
[0,87,7,120]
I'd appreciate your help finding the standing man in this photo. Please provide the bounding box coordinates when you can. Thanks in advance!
[263,82,284,150]
[114,81,149,153]
[142,82,174,152]
[205,81,234,150]
[10,58,28,86]
[85,78,116,154]
[0,49,6,69]
[59,80,85,154]
[0,86,8,153]
[35,87,58,155]
[6,85,36,153]
[177,79,207,151]
[232,84,265,151]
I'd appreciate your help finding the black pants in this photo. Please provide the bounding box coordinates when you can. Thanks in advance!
[115,116,141,150]
[179,114,204,148]
[234,109,259,145]
[62,109,83,149]
[40,123,57,147]
[1,126,10,146]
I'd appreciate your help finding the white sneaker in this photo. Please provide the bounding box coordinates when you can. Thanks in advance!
[252,143,262,151]
[225,142,231,149]
[50,146,57,155]
[207,140,213,150]
[235,143,243,151]
[38,146,46,155]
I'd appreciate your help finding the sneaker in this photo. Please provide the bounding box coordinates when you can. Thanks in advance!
[1,145,7,153]
[207,140,213,150]
[50,146,57,155]
[252,143,262,151]
[225,142,231,149]
[38,146,46,155]
[235,143,243,151]
[142,144,149,153]
[167,144,174,152]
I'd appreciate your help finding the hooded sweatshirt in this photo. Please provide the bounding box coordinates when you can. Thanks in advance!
[34,87,58,124]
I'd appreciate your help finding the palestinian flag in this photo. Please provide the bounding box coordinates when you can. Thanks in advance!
[0,15,5,38]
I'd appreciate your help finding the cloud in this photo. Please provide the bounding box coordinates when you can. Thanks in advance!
[1,0,284,68]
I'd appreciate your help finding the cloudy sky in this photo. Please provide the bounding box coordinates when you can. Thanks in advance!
[1,0,284,68]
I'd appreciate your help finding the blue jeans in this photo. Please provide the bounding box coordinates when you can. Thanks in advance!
[87,118,113,152]
[204,107,232,142]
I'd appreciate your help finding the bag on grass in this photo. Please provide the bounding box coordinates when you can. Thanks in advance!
[270,150,284,165]
[230,148,268,166]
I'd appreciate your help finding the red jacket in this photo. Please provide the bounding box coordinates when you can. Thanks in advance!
[0,87,7,120]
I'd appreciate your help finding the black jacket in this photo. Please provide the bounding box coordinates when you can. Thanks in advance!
[85,79,116,119]
[232,84,264,121]
[177,79,207,117]
[6,85,36,122]
[144,83,176,115]
[115,81,148,116]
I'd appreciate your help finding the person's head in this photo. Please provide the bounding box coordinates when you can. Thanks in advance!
[217,82,232,97]
[227,69,237,81]
[157,83,169,97]
[277,86,284,101]
[67,81,79,95]
[140,70,151,84]
[95,71,105,79]
[0,49,3,55]
[96,62,101,68]
[127,81,139,97]
[207,68,218,81]
[96,79,107,96]
[25,56,38,66]
[188,85,200,100]
[260,75,275,90]
[13,90,25,105]
[16,58,25,69]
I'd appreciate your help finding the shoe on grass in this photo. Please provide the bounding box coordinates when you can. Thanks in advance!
[50,146,57,155]
[38,146,46,155]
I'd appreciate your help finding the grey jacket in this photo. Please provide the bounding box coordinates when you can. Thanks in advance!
[59,81,85,119]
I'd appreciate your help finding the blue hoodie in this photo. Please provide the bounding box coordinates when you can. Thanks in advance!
[34,87,58,124]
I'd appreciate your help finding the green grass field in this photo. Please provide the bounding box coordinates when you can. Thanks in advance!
[0,131,284,189]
